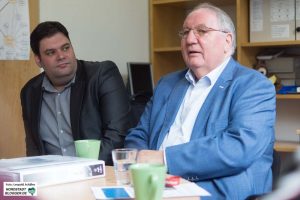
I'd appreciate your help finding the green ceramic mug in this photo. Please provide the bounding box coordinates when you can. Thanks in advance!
[130,163,167,200]
[74,139,101,159]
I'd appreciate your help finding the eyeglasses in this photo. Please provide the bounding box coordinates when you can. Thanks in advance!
[178,24,229,39]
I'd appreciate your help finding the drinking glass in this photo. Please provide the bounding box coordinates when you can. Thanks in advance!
[112,148,138,185]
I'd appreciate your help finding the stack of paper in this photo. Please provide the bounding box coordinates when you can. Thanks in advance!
[91,182,210,199]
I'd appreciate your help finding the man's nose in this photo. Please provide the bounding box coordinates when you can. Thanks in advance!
[57,50,65,59]
[186,29,198,43]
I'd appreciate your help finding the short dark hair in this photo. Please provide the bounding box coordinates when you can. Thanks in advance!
[30,21,70,56]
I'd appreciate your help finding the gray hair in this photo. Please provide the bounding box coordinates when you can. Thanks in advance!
[189,3,236,55]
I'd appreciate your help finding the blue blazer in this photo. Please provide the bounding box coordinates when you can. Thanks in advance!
[125,58,276,199]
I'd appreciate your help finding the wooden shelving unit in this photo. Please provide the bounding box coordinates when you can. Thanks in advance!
[150,0,236,83]
[149,0,300,152]
[236,0,300,152]
[275,141,300,153]
[236,1,300,72]
[276,94,300,100]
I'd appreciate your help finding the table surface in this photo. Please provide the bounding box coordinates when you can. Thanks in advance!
[38,166,200,200]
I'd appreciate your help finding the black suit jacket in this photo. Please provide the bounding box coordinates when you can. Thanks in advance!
[21,60,133,165]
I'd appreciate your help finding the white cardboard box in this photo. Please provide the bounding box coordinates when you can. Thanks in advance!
[0,155,105,187]
[265,57,300,73]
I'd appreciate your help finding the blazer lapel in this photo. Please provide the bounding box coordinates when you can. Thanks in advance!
[70,61,86,140]
[30,74,45,153]
[190,58,236,139]
[156,77,190,148]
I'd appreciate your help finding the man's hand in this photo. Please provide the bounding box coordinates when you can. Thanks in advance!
[137,150,164,164]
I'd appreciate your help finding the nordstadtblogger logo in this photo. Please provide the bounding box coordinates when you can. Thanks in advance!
[28,187,36,196]
[3,182,37,196]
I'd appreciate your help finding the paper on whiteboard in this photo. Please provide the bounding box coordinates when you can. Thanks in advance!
[250,0,263,32]
[0,0,30,60]
[271,24,290,39]
[270,0,294,22]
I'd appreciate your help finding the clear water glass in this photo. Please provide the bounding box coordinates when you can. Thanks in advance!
[112,148,138,185]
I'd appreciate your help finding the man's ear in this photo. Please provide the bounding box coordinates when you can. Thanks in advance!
[34,55,42,68]
[224,33,233,54]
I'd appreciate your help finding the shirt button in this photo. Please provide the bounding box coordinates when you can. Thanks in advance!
[62,148,66,152]
[57,111,61,115]
[60,130,63,133]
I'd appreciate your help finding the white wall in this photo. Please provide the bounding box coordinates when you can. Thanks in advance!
[39,0,149,79]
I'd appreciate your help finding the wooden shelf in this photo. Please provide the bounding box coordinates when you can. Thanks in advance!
[152,0,194,5]
[152,0,235,6]
[276,94,300,100]
[241,40,300,47]
[275,141,300,152]
[150,0,237,81]
[153,47,181,52]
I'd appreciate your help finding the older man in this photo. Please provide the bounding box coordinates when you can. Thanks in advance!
[125,3,276,199]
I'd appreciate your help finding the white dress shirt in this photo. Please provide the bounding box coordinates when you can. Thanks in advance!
[160,57,230,150]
